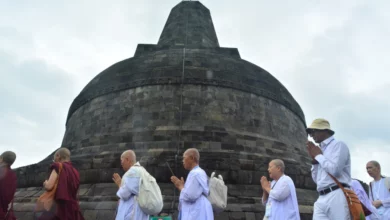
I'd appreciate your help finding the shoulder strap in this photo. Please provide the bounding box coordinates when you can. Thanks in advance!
[385,177,390,191]
[327,173,346,190]
[369,182,374,201]
[58,162,63,174]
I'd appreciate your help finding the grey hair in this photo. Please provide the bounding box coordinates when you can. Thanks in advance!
[0,151,16,166]
[184,148,200,163]
[121,150,136,163]
[368,160,385,178]
[271,159,285,173]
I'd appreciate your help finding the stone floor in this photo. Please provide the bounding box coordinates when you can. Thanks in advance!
[13,183,315,220]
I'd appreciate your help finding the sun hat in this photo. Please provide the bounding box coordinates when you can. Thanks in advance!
[306,118,335,135]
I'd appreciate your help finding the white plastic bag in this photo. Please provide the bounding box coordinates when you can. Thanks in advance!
[208,172,228,213]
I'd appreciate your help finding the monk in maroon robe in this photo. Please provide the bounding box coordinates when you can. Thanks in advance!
[39,148,84,220]
[0,151,17,220]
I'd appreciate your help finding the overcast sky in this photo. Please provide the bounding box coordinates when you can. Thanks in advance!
[0,0,388,184]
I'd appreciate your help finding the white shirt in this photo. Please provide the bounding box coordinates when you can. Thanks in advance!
[262,175,301,220]
[178,166,214,220]
[311,136,351,191]
[369,177,390,218]
[115,162,149,220]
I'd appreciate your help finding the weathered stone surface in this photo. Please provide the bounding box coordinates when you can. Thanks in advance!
[245,212,256,220]
[83,210,97,220]
[13,1,317,219]
[13,183,316,219]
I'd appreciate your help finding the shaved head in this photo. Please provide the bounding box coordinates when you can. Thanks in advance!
[120,150,137,171]
[184,148,200,163]
[0,151,16,166]
[366,160,384,179]
[55,148,71,161]
[271,159,285,173]
[367,160,381,171]
[121,150,136,163]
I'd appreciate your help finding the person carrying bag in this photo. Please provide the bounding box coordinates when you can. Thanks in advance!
[329,174,368,220]
[35,162,63,212]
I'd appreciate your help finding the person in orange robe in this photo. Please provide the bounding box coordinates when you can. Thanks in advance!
[0,151,17,220]
[39,148,84,220]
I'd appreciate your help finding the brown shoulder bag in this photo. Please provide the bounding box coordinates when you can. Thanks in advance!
[328,174,367,220]
[35,162,63,212]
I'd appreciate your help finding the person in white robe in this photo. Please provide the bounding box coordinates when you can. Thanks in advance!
[112,150,149,220]
[367,160,390,219]
[171,148,214,220]
[260,159,300,220]
[350,179,380,220]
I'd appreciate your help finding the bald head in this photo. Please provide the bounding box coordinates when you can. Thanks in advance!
[271,159,285,173]
[0,151,16,166]
[55,148,71,161]
[120,150,136,171]
[366,160,384,180]
[121,150,136,163]
[184,148,200,163]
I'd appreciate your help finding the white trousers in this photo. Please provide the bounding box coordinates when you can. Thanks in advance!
[313,188,351,220]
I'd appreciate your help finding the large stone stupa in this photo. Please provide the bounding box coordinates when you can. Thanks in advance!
[13,1,317,219]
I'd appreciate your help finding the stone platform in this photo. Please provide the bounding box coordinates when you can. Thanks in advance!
[13,183,316,220]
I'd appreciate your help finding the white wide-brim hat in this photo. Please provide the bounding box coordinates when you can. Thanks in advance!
[306,118,335,135]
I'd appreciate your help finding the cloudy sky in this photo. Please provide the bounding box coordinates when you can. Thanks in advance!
[0,0,388,184]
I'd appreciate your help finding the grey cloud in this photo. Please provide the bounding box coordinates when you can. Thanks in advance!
[276,1,390,181]
[286,2,390,144]
[0,33,76,167]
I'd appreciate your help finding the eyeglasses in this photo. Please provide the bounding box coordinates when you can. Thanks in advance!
[307,129,321,136]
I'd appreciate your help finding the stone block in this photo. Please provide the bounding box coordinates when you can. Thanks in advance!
[214,212,229,220]
[83,210,98,220]
[229,212,246,220]
[97,210,115,220]
[79,201,99,210]
[95,201,118,210]
[245,212,256,220]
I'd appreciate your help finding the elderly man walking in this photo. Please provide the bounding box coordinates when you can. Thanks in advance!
[112,150,149,220]
[0,151,17,220]
[171,148,213,220]
[306,118,351,219]
[260,159,300,220]
[366,160,390,219]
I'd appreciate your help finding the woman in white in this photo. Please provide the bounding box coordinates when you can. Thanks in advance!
[260,159,300,220]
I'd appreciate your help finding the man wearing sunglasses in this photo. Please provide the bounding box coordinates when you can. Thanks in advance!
[306,118,351,220]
